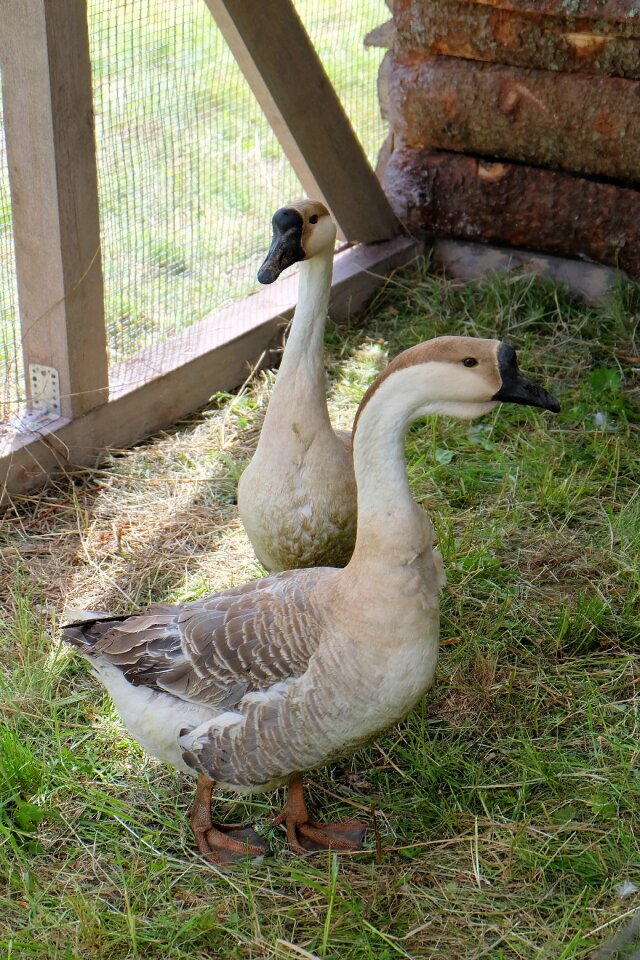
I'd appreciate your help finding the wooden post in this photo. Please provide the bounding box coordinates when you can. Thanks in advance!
[1,237,421,498]
[203,0,402,244]
[0,0,108,420]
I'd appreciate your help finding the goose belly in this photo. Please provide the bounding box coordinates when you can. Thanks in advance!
[93,660,217,775]
[176,618,440,795]
[318,633,439,751]
[262,618,441,782]
[249,503,355,571]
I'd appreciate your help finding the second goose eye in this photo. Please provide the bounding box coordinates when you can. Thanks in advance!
[463,357,478,367]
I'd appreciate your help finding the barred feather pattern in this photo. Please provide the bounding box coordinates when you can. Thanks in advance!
[65,570,327,706]
[63,556,441,792]
[61,335,543,797]
[182,603,439,790]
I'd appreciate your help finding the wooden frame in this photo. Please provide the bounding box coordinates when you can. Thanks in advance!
[0,0,108,420]
[0,238,420,500]
[204,0,401,243]
[0,0,413,501]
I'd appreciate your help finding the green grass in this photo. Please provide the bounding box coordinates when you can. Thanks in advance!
[1,268,639,959]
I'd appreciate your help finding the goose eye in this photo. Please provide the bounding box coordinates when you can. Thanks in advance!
[463,357,478,368]
[309,214,319,224]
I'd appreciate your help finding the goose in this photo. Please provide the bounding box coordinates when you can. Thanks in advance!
[237,200,357,572]
[62,336,559,865]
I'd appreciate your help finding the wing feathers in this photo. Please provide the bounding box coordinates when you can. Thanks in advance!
[64,569,331,713]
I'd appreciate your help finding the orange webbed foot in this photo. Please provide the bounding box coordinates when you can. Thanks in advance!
[190,775,271,866]
[275,776,367,854]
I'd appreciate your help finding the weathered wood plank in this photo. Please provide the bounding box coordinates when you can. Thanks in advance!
[388,54,640,182]
[1,237,421,499]
[0,0,108,420]
[203,0,401,244]
[394,0,640,78]
[462,0,640,19]
[383,147,640,277]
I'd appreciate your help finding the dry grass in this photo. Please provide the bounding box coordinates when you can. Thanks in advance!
[1,407,259,616]
[1,265,639,959]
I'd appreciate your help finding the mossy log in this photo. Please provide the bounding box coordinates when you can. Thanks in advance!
[393,0,640,79]
[383,146,640,277]
[388,54,640,182]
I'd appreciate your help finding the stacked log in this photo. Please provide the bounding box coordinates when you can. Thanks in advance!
[371,0,640,277]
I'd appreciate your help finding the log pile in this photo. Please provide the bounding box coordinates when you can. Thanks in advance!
[370,0,640,277]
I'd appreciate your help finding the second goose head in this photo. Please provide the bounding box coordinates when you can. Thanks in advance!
[257,200,336,284]
[354,336,559,435]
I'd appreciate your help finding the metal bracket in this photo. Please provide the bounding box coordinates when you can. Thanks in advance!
[28,363,61,418]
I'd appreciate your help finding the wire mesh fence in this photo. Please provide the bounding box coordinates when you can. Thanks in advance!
[1,0,388,423]
[89,0,387,391]
[89,0,287,387]
[0,73,23,429]
[297,0,387,166]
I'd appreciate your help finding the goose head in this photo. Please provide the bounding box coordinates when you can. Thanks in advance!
[258,200,336,284]
[354,336,560,435]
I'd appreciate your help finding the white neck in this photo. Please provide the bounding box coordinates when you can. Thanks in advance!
[350,364,498,561]
[260,247,334,434]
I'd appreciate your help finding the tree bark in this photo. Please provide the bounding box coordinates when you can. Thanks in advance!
[459,0,640,19]
[383,146,640,277]
[388,54,640,182]
[394,0,640,79]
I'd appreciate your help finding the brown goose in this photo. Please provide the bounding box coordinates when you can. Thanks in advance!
[63,336,559,865]
[237,200,357,572]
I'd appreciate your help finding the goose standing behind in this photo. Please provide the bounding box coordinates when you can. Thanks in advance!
[238,200,357,572]
[63,337,559,865]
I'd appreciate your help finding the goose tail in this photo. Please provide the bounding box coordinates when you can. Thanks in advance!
[61,609,127,652]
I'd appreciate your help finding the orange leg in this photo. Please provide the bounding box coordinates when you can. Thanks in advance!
[275,776,367,854]
[189,775,271,866]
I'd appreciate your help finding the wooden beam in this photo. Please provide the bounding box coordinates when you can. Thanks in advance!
[0,237,421,500]
[202,0,401,244]
[0,0,108,421]
[393,0,640,79]
[383,146,640,278]
[388,53,640,182]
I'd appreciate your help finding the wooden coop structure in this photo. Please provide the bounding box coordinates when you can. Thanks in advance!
[372,0,640,277]
[0,0,413,501]
[1,0,639,501]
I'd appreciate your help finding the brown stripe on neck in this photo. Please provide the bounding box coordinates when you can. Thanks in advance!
[351,336,505,441]
[352,338,457,441]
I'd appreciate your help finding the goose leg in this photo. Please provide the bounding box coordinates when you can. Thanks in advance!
[275,776,367,854]
[189,775,271,865]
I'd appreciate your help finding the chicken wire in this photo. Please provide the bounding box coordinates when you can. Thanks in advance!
[88,0,388,391]
[0,74,22,427]
[297,0,388,166]
[0,0,387,424]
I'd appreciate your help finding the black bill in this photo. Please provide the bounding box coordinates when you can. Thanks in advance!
[257,206,306,284]
[492,342,560,413]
